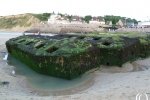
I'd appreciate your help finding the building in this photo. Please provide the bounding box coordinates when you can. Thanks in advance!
[48,14,70,24]
[138,21,150,28]
[105,21,112,26]
[116,19,124,27]
[70,16,83,24]
[126,22,136,28]
[89,17,105,25]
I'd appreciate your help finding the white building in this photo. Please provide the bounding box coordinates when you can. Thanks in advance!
[138,21,150,28]
[89,17,105,25]
[89,20,105,25]
[71,21,83,24]
[116,19,124,27]
[70,16,83,24]
[48,14,70,24]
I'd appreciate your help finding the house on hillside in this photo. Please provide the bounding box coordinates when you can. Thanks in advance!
[70,16,83,24]
[138,21,150,28]
[116,19,124,28]
[105,21,112,26]
[126,22,136,28]
[48,14,70,24]
[89,17,105,25]
[115,19,137,28]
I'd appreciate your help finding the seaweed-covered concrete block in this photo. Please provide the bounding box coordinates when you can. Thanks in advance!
[6,33,150,79]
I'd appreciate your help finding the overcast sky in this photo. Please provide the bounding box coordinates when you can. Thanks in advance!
[0,0,149,21]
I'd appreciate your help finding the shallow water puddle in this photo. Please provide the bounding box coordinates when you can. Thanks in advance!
[3,53,8,60]
[6,54,94,95]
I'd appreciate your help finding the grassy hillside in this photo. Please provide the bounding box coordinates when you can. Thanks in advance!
[0,13,41,29]
[32,13,51,21]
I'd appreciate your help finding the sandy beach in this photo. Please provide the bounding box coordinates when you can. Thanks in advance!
[0,33,150,100]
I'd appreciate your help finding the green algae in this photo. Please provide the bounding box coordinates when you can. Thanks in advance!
[6,33,150,79]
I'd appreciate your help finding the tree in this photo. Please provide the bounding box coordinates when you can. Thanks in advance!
[33,13,51,21]
[132,19,138,24]
[84,15,92,23]
[112,16,120,25]
[104,15,121,25]
[67,15,72,22]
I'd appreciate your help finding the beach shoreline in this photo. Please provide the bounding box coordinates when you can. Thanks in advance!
[0,33,150,100]
[0,44,95,96]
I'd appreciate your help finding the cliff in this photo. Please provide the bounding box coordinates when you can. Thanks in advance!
[0,13,41,32]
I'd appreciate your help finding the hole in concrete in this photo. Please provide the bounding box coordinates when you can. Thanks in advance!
[46,46,59,53]
[102,41,112,46]
[106,62,110,66]
[18,39,25,43]
[131,51,134,55]
[78,36,85,39]
[59,35,64,37]
[68,35,73,38]
[93,37,100,40]
[35,43,45,49]
[26,41,34,45]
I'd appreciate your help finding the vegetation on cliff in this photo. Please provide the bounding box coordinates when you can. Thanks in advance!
[32,13,51,21]
[0,12,139,30]
[0,13,41,29]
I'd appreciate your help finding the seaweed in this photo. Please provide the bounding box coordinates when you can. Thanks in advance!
[6,33,150,79]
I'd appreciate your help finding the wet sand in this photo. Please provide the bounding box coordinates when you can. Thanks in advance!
[0,33,150,100]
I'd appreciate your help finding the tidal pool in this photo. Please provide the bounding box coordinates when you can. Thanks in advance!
[7,55,94,96]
